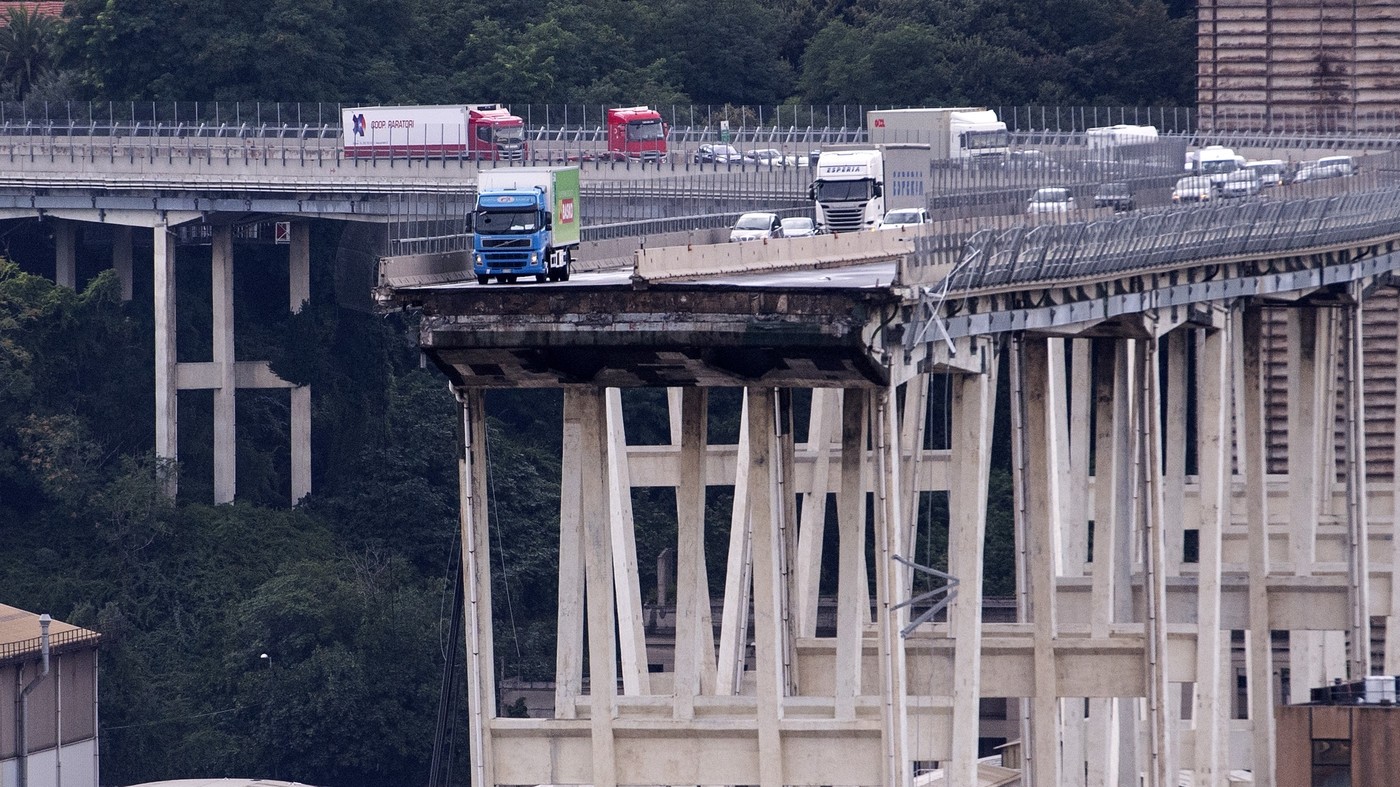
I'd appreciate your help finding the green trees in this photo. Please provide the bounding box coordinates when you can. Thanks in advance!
[41,0,1192,106]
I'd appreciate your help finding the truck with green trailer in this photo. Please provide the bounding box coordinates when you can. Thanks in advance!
[471,166,580,284]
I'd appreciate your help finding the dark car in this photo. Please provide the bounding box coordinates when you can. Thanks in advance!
[693,143,741,164]
[1093,182,1135,211]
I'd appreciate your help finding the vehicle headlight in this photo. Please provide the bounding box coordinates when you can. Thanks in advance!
[530,253,539,264]
[474,253,484,264]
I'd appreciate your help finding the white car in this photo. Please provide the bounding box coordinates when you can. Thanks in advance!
[1220,169,1262,198]
[743,148,788,167]
[779,217,817,238]
[1172,175,1214,203]
[729,211,782,242]
[876,208,930,230]
[1025,187,1075,214]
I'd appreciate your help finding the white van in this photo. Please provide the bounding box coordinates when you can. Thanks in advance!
[1194,145,1240,185]
[1295,155,1355,182]
[1245,159,1286,187]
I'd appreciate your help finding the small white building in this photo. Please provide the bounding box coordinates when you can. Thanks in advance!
[0,604,102,787]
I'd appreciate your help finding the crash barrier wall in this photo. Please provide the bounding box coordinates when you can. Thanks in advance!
[633,223,932,283]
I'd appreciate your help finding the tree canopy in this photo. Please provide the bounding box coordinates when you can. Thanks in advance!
[9,0,1197,105]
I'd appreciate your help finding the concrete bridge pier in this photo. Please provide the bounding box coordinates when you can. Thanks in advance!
[156,220,313,504]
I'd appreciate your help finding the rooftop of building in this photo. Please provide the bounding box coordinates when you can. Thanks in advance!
[0,602,101,664]
[0,2,66,26]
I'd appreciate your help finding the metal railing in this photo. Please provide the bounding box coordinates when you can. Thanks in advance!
[937,163,1400,292]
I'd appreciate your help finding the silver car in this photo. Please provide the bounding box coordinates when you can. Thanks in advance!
[779,217,817,238]
[1025,187,1075,214]
[729,212,782,242]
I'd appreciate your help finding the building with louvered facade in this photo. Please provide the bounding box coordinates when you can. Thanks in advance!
[1198,0,1400,132]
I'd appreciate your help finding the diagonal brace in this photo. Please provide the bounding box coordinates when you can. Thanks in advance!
[891,554,959,638]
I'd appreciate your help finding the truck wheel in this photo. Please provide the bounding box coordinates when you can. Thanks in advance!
[558,267,570,282]
[503,275,517,284]
[476,275,489,286]
[535,273,548,283]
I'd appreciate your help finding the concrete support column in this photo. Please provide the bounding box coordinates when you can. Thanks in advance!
[834,387,869,721]
[555,390,588,719]
[796,388,840,638]
[1138,338,1174,787]
[717,395,753,695]
[212,226,236,504]
[458,388,497,787]
[1064,339,1092,578]
[1193,321,1230,787]
[604,389,651,695]
[673,388,716,717]
[873,386,912,787]
[1088,339,1133,787]
[289,222,312,504]
[1164,331,1189,575]
[1287,308,1319,575]
[1388,291,1400,673]
[579,387,619,787]
[1288,631,1346,703]
[153,221,178,496]
[1343,296,1371,678]
[1016,336,1062,787]
[745,386,787,787]
[948,364,997,787]
[1242,305,1277,786]
[53,219,75,288]
[113,226,133,301]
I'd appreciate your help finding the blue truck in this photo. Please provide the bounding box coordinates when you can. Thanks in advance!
[471,166,581,284]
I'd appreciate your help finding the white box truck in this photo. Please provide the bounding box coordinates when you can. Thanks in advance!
[809,144,932,234]
[342,104,527,160]
[867,107,1009,161]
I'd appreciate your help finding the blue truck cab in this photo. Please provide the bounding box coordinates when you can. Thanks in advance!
[471,167,580,285]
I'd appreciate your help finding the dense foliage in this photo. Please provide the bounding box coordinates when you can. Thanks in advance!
[2,0,1194,106]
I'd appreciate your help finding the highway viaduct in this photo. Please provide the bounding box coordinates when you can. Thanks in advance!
[382,163,1400,786]
[11,127,1400,785]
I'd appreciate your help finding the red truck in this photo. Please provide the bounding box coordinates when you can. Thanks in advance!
[606,106,668,162]
[341,104,527,160]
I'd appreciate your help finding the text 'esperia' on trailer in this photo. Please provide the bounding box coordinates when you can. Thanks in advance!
[471,166,580,284]
[606,106,668,161]
[341,104,527,160]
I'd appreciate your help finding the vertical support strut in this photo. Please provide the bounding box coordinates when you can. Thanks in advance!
[1287,307,1319,576]
[212,225,236,504]
[948,359,998,787]
[874,385,913,787]
[673,388,715,717]
[458,388,497,787]
[1194,320,1231,786]
[604,389,651,696]
[555,390,587,720]
[1242,305,1277,787]
[746,386,787,787]
[834,388,869,721]
[579,388,619,787]
[1016,336,1062,787]
[153,220,178,496]
[1138,337,1174,787]
[1343,293,1371,679]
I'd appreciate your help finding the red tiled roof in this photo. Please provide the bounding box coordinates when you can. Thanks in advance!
[0,1,65,27]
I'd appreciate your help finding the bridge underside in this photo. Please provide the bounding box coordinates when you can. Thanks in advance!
[410,283,902,388]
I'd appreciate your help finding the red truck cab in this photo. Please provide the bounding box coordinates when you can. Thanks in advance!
[467,104,527,161]
[606,106,668,162]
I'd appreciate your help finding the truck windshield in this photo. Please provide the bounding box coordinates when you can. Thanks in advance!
[492,125,524,143]
[475,209,538,233]
[962,129,1011,150]
[626,120,664,141]
[814,179,873,201]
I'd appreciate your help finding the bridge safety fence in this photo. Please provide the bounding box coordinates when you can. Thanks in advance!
[931,149,1400,293]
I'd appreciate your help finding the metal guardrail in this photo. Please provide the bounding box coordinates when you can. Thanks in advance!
[941,181,1400,293]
